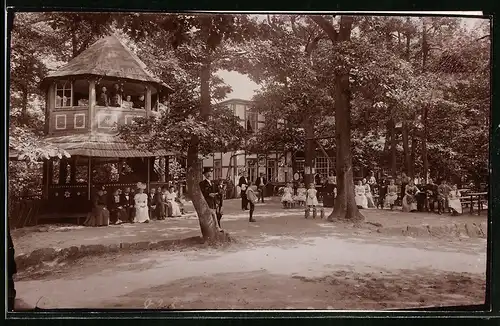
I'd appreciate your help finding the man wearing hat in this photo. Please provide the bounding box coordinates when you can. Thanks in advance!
[199,167,222,230]
[238,171,250,210]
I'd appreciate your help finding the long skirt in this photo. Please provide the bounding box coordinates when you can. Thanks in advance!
[366,193,375,208]
[281,193,294,203]
[169,200,182,217]
[449,198,463,214]
[402,195,417,212]
[85,205,110,227]
[134,206,150,223]
[385,194,398,206]
[355,194,368,209]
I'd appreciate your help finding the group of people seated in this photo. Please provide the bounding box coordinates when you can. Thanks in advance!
[84,182,185,227]
[280,182,319,209]
[97,83,169,112]
[356,174,464,216]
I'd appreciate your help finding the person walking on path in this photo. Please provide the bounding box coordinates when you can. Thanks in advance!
[246,181,258,222]
[238,172,250,210]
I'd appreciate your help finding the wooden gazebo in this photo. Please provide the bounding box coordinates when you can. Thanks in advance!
[14,34,179,218]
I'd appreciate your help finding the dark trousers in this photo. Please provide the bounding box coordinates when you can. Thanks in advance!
[249,202,255,220]
[257,186,265,202]
[241,192,248,209]
[8,278,15,311]
[437,198,448,213]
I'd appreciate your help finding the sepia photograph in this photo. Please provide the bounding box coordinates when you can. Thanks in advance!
[7,12,490,311]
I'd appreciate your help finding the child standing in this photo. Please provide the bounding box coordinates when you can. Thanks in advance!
[306,183,319,208]
[246,181,257,222]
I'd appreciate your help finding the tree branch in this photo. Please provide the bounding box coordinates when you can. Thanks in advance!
[308,15,338,43]
[476,34,490,41]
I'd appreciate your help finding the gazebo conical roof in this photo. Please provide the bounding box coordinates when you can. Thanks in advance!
[42,34,173,92]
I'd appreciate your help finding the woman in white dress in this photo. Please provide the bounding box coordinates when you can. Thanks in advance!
[281,183,294,208]
[134,182,150,223]
[306,183,319,207]
[448,184,463,215]
[355,180,368,209]
[167,186,182,217]
[363,178,375,208]
[294,183,307,206]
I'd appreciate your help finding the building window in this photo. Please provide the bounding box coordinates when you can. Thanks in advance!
[315,156,334,179]
[247,158,258,182]
[214,159,222,180]
[267,159,276,183]
[246,108,258,133]
[55,81,73,108]
[296,159,305,173]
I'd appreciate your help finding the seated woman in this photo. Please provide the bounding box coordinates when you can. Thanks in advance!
[134,94,145,109]
[122,95,133,109]
[294,183,307,207]
[167,185,182,217]
[355,180,368,209]
[85,188,110,227]
[385,179,398,210]
[448,184,463,216]
[402,180,419,212]
[97,86,109,107]
[281,182,295,208]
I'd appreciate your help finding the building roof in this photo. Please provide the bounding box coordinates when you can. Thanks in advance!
[43,34,173,92]
[13,133,176,158]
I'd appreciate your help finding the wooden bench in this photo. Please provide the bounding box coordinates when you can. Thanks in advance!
[460,192,488,215]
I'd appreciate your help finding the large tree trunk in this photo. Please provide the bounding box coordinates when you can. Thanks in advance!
[389,118,397,179]
[311,15,363,222]
[187,60,226,243]
[304,119,315,185]
[402,120,411,175]
[422,106,429,183]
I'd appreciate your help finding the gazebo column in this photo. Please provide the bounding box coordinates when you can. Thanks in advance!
[59,158,68,184]
[165,156,170,182]
[89,79,96,133]
[70,156,76,184]
[42,161,49,199]
[145,85,152,117]
[146,157,151,191]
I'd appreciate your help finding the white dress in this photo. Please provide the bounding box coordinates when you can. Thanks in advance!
[134,193,150,223]
[364,184,375,208]
[355,185,368,209]
[294,188,307,202]
[306,188,319,206]
[281,187,294,203]
[167,191,181,217]
[448,190,463,214]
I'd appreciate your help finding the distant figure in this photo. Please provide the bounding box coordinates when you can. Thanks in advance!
[385,179,398,210]
[85,188,110,226]
[199,168,222,231]
[400,172,409,202]
[363,178,375,208]
[108,188,124,225]
[238,172,250,210]
[255,172,267,203]
[377,178,387,209]
[281,182,294,208]
[425,179,438,213]
[306,183,319,208]
[448,184,463,215]
[134,94,145,109]
[294,182,307,207]
[437,180,451,215]
[368,172,377,186]
[246,181,258,222]
[120,187,135,222]
[134,182,150,223]
[97,86,109,106]
[148,188,158,219]
[167,185,182,217]
[355,180,368,209]
[158,96,169,114]
[110,83,122,107]
[402,180,419,212]
[122,95,133,109]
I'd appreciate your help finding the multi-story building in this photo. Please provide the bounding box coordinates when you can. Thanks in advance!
[202,98,336,189]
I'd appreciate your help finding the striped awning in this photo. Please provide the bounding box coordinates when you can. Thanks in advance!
[40,133,176,158]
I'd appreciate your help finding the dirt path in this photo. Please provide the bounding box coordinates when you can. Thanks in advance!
[14,232,486,310]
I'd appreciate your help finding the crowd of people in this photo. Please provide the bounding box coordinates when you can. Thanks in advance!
[84,182,185,227]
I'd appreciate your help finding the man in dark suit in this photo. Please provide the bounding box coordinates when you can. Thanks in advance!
[255,172,267,203]
[238,172,250,210]
[120,187,135,222]
[108,188,124,224]
[199,168,222,230]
